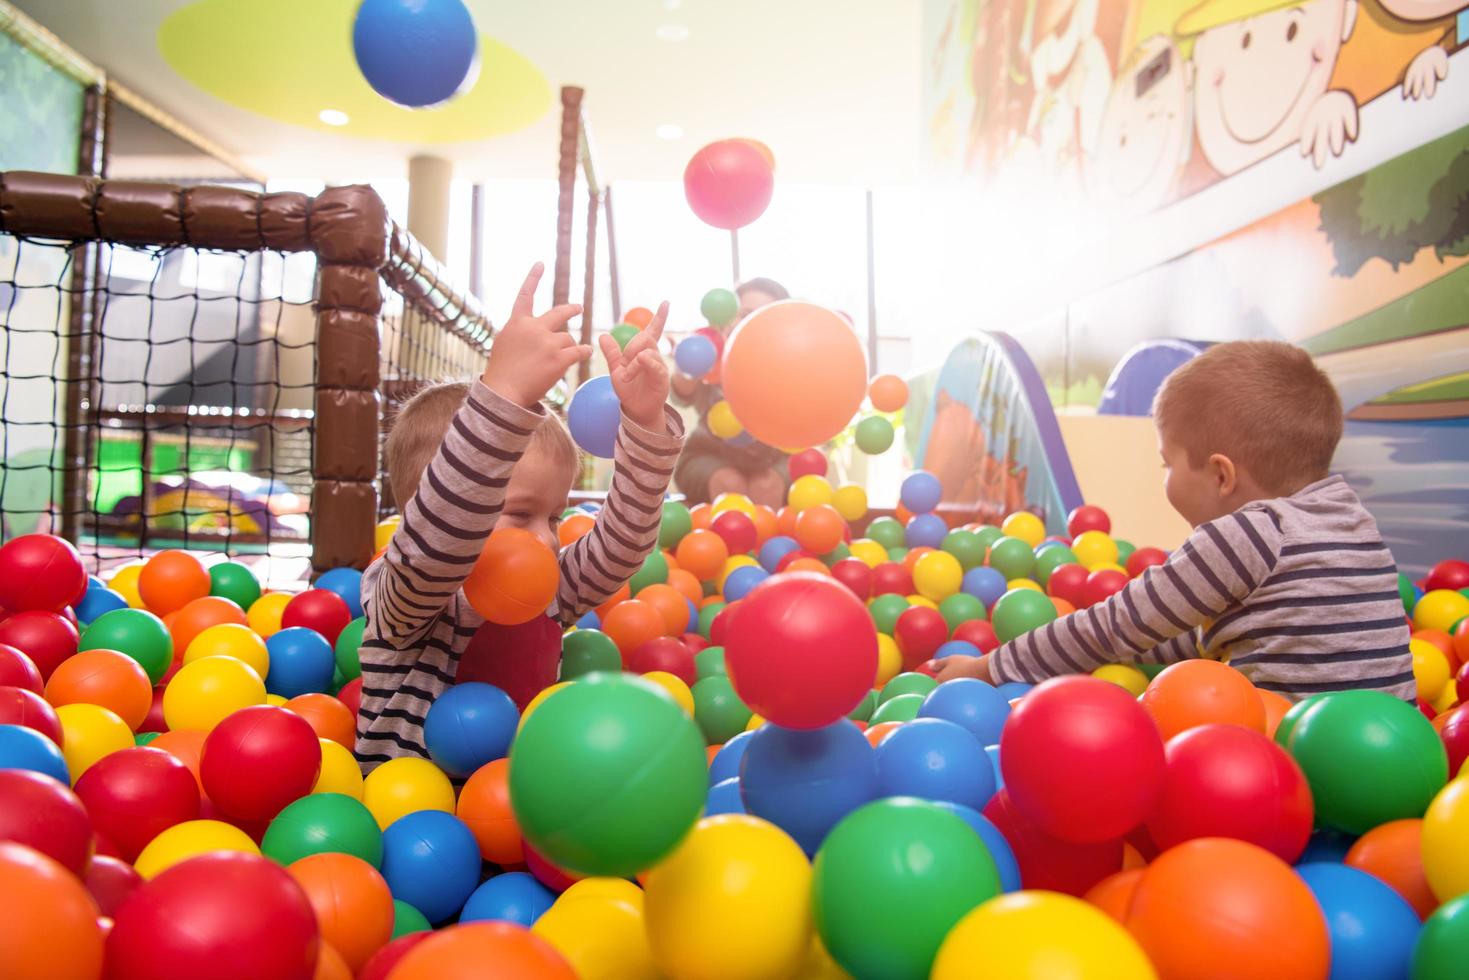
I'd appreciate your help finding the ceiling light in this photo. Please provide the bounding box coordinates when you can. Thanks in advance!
[663,0,683,9]
[318,109,350,126]
[656,124,684,140]
[656,23,690,42]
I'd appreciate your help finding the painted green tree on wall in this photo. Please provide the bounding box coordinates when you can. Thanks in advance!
[0,31,84,174]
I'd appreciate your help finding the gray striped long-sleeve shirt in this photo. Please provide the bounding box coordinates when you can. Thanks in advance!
[354,380,685,770]
[989,476,1415,702]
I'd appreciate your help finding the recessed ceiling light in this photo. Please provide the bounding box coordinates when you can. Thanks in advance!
[318,109,350,126]
[656,124,684,140]
[663,0,683,10]
[656,23,690,42]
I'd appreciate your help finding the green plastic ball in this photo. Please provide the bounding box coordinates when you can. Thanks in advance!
[562,629,622,679]
[880,673,938,705]
[208,561,261,610]
[985,536,1036,581]
[1284,690,1448,834]
[509,673,707,876]
[134,731,161,746]
[701,288,739,327]
[261,793,383,867]
[698,602,726,640]
[1135,663,1167,680]
[848,689,877,723]
[869,693,925,725]
[1033,546,1078,587]
[629,550,670,594]
[1272,693,1327,748]
[887,547,909,562]
[1413,894,1469,980]
[938,593,987,633]
[331,665,347,691]
[659,502,693,550]
[1399,573,1417,616]
[335,617,365,682]
[869,594,910,635]
[866,518,905,551]
[694,645,727,680]
[990,589,1057,644]
[973,526,1004,549]
[813,798,1001,980]
[610,323,640,350]
[940,530,986,571]
[1114,540,1136,565]
[80,608,172,684]
[855,416,895,455]
[692,675,752,744]
[822,543,852,567]
[392,899,431,938]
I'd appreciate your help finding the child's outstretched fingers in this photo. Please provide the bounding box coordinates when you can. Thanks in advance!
[511,262,544,318]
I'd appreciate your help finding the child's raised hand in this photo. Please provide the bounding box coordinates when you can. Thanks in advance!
[932,654,995,685]
[481,263,593,409]
[599,301,671,431]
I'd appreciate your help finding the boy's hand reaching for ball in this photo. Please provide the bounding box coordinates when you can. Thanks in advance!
[481,263,593,409]
[600,302,672,432]
[932,655,995,685]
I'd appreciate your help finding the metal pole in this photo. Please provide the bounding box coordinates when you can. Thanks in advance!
[604,184,623,324]
[468,182,485,302]
[865,188,878,372]
[730,229,741,285]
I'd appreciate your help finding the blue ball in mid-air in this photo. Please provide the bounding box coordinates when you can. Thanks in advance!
[352,0,479,108]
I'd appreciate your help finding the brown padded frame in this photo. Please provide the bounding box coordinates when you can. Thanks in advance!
[0,170,492,572]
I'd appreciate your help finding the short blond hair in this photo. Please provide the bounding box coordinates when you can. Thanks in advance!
[385,382,578,508]
[1152,341,1342,495]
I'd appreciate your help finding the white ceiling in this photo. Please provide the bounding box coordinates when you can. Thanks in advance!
[17,0,924,185]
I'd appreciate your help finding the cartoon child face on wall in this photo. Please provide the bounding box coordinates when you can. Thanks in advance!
[1182,0,1360,175]
[1376,0,1463,100]
[1088,36,1194,215]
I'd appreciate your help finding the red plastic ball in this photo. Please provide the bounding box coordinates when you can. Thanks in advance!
[951,619,1000,654]
[338,677,362,717]
[1145,723,1312,863]
[774,549,818,573]
[1082,569,1129,608]
[982,788,1123,896]
[359,933,435,980]
[281,589,352,645]
[0,534,86,614]
[724,572,877,729]
[709,511,758,556]
[84,854,143,917]
[869,562,912,597]
[0,686,62,745]
[683,139,774,231]
[893,606,948,669]
[709,602,741,647]
[681,632,709,653]
[200,706,321,821]
[1419,697,1438,721]
[139,684,167,734]
[1425,559,1469,593]
[1066,505,1111,538]
[1125,547,1169,578]
[106,852,320,980]
[523,840,582,893]
[788,449,828,480]
[0,611,78,680]
[830,558,873,601]
[1000,676,1165,843]
[1045,563,1090,609]
[1439,704,1469,775]
[73,747,201,863]
[0,769,94,875]
[0,643,43,694]
[626,637,697,686]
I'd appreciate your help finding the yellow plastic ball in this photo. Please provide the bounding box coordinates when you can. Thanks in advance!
[645,815,812,980]
[107,562,146,608]
[932,891,1156,979]
[163,655,267,733]
[1412,638,1452,702]
[1415,589,1469,634]
[642,671,695,715]
[802,935,853,980]
[849,539,887,568]
[560,878,645,907]
[913,550,963,602]
[374,515,401,552]
[832,485,869,523]
[247,591,293,638]
[875,633,902,688]
[745,713,766,732]
[787,475,834,513]
[134,819,260,879]
[708,400,744,440]
[534,895,660,980]
[519,681,572,732]
[361,756,456,830]
[55,703,133,783]
[1072,531,1120,571]
[1090,563,1130,577]
[1423,778,1469,903]
[719,555,760,592]
[1000,512,1046,548]
[264,694,288,707]
[711,492,756,517]
[184,623,269,679]
[1092,664,1149,697]
[905,595,939,611]
[1433,682,1459,715]
[314,738,364,800]
[1006,578,1044,593]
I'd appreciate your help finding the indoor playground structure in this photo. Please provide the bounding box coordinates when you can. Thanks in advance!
[1,0,1469,978]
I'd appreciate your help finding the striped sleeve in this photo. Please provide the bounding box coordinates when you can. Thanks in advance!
[557,405,686,623]
[988,509,1282,684]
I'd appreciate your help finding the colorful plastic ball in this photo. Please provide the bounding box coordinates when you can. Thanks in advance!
[676,529,730,582]
[708,729,753,785]
[420,682,518,779]
[709,510,758,557]
[0,722,67,781]
[84,851,142,917]
[0,613,76,684]
[45,647,151,730]
[286,852,393,973]
[998,512,1044,549]
[1295,862,1420,980]
[984,536,1034,582]
[700,287,739,327]
[952,618,1000,653]
[0,677,61,737]
[912,549,963,603]
[990,588,1057,644]
[76,582,128,625]
[463,528,560,627]
[380,810,485,923]
[207,560,261,610]
[1139,658,1265,739]
[880,671,938,705]
[530,892,655,979]
[707,399,744,439]
[855,416,895,454]
[1342,819,1437,919]
[461,871,555,926]
[903,513,946,551]
[1067,505,1111,538]
[813,797,1001,980]
[162,654,266,732]
[391,899,431,939]
[894,605,948,668]
[262,792,383,867]
[871,563,914,600]
[247,592,293,638]
[351,0,478,107]
[314,738,365,799]
[0,841,105,980]
[785,448,826,481]
[674,334,718,377]
[201,704,320,821]
[1125,546,1169,578]
[0,768,93,875]
[1413,893,1469,980]
[281,692,353,749]
[265,626,336,698]
[1423,778,1469,903]
[561,629,621,679]
[960,566,1008,608]
[876,717,996,811]
[362,756,456,831]
[1076,567,1126,608]
[1070,530,1120,570]
[738,720,878,856]
[135,549,209,616]
[567,375,622,458]
[73,746,199,862]
[900,471,942,514]
[691,674,752,745]
[1416,589,1469,634]
[868,374,908,412]
[792,504,843,555]
[79,607,170,683]
[870,692,925,725]
[133,818,261,878]
[706,777,745,816]
[684,139,774,230]
[511,673,706,876]
[0,534,86,614]
[167,595,247,656]
[980,788,1122,896]
[0,643,43,694]
[456,758,522,865]
[54,701,131,783]
[828,558,872,601]
[757,535,800,574]
[918,677,1012,745]
[184,622,268,679]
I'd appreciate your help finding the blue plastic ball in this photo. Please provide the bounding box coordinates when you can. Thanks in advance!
[1297,862,1419,980]
[381,810,482,923]
[567,375,622,459]
[579,502,601,513]
[961,567,1009,607]
[904,513,948,549]
[264,627,335,698]
[76,579,128,626]
[933,640,981,660]
[352,0,479,108]
[932,801,1021,892]
[422,682,519,778]
[706,776,746,816]
[576,610,600,630]
[0,723,68,783]
[985,744,1004,790]
[460,871,555,927]
[314,567,365,620]
[723,565,769,603]
[994,682,1034,701]
[899,471,942,514]
[683,598,699,634]
[739,720,879,856]
[758,536,801,573]
[875,718,996,811]
[674,335,718,377]
[709,730,753,785]
[917,677,1012,745]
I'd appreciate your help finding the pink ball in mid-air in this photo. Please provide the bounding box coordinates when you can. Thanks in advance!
[683,139,775,231]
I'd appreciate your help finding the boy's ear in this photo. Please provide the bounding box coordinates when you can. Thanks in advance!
[1208,453,1238,497]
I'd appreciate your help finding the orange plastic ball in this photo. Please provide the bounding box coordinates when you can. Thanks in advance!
[869,374,909,413]
[751,506,779,545]
[390,922,575,980]
[623,307,654,329]
[1125,838,1328,980]
[722,302,867,448]
[1139,659,1265,740]
[601,600,667,656]
[593,583,631,622]
[45,648,153,731]
[463,529,560,626]
[558,514,595,548]
[637,584,691,636]
[775,507,799,538]
[1051,598,1076,618]
[794,505,845,555]
[1084,868,1143,923]
[288,852,394,974]
[1453,619,1469,670]
[284,693,356,749]
[457,758,522,865]
[675,530,730,582]
[148,729,207,793]
[1257,689,1294,739]
[1413,629,1459,670]
[689,504,713,531]
[784,558,831,577]
[865,721,902,747]
[168,596,247,655]
[895,503,914,526]
[138,550,211,616]
[902,547,935,573]
[0,841,104,980]
[666,569,703,606]
[314,942,352,980]
[1344,819,1438,919]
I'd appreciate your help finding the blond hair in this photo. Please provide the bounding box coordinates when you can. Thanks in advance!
[385,382,578,508]
[1152,341,1343,495]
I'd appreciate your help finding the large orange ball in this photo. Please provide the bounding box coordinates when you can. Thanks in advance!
[1084,868,1144,923]
[868,374,909,413]
[794,505,845,555]
[288,853,394,974]
[0,841,104,980]
[1124,838,1329,980]
[558,514,595,548]
[675,530,729,582]
[457,758,522,865]
[637,584,692,636]
[45,648,153,731]
[721,302,867,449]
[284,693,356,749]
[1344,819,1438,919]
[390,922,575,980]
[138,550,211,616]
[463,529,560,626]
[1140,659,1264,741]
[168,596,247,654]
[601,600,667,656]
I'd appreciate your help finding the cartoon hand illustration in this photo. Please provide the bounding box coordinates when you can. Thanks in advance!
[1298,90,1359,169]
[1402,46,1449,101]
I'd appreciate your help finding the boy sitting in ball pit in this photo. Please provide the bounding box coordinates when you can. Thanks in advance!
[355,263,685,772]
[936,341,1415,702]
